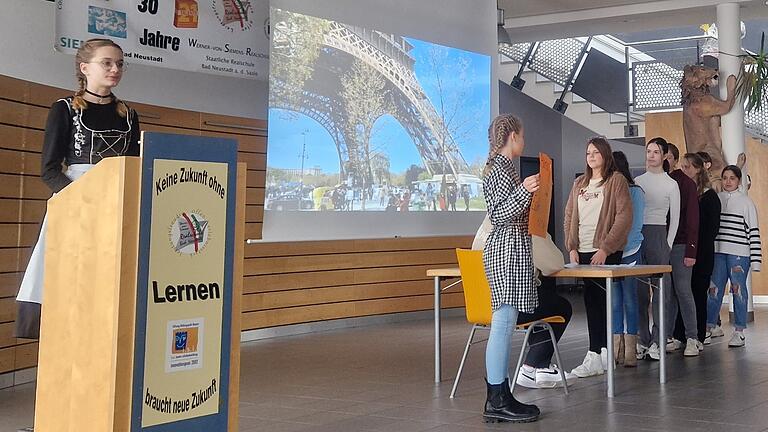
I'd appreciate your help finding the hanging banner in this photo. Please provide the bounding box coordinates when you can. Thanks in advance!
[55,0,269,79]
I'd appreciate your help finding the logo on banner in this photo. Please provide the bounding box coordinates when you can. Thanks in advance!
[88,5,127,38]
[174,0,199,28]
[212,0,254,32]
[166,319,204,372]
[169,211,210,255]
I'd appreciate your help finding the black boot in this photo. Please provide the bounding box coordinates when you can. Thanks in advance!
[483,378,540,423]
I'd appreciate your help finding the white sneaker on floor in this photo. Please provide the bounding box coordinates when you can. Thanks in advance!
[647,343,661,361]
[516,365,570,388]
[666,338,683,352]
[683,338,701,356]
[535,365,569,388]
[728,331,746,347]
[704,331,712,345]
[636,344,649,360]
[711,325,725,338]
[570,351,604,378]
[516,365,539,389]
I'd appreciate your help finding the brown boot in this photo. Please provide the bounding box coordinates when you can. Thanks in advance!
[613,334,624,366]
[624,334,638,367]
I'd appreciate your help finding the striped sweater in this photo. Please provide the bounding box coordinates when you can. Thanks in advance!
[714,190,762,271]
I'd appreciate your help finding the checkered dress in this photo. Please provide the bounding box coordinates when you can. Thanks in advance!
[482,154,537,313]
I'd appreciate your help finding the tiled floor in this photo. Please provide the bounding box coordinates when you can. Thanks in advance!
[3,292,768,431]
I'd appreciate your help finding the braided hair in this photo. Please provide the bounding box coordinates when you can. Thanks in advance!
[73,38,129,117]
[483,114,523,176]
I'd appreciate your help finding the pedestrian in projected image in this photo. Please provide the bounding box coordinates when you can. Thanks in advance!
[448,184,458,211]
[462,184,471,211]
[481,114,541,423]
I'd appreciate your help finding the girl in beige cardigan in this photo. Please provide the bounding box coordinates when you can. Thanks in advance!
[564,137,632,378]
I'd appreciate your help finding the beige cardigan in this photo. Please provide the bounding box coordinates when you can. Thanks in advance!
[564,173,633,255]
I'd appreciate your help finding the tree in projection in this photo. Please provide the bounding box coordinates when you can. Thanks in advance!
[270,10,330,109]
[341,59,391,210]
[424,45,481,192]
[371,152,391,186]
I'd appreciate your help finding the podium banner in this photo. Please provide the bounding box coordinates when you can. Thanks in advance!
[55,0,269,79]
[132,132,238,431]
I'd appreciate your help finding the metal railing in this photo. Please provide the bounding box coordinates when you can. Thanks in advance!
[499,34,767,139]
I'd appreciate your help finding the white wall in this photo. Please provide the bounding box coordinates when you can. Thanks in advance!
[0,0,497,119]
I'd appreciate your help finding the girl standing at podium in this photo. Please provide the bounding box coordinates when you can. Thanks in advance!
[481,114,541,423]
[15,38,140,340]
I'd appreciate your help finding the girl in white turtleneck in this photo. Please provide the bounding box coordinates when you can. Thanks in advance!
[634,138,680,361]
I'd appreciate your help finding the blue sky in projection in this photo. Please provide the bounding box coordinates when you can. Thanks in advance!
[267,37,491,175]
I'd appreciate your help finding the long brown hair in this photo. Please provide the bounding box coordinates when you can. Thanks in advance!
[73,38,128,117]
[683,153,711,195]
[483,114,523,176]
[578,137,616,188]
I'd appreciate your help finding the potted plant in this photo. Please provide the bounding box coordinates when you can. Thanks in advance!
[735,31,767,113]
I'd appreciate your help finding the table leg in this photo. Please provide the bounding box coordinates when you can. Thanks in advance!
[606,276,614,398]
[659,275,666,384]
[434,276,442,383]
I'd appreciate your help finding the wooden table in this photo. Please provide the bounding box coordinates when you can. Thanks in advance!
[427,264,672,398]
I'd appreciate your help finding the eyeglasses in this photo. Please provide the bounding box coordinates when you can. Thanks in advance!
[89,59,127,71]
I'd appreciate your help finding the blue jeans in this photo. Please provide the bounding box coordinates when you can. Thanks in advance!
[486,304,519,384]
[612,249,642,335]
[707,253,751,331]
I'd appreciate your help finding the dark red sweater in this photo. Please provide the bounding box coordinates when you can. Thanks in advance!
[670,169,700,258]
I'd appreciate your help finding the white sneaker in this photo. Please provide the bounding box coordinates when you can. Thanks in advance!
[711,325,725,338]
[600,347,608,371]
[647,343,660,361]
[704,331,712,345]
[683,338,701,357]
[515,365,538,389]
[570,351,604,378]
[535,365,569,388]
[728,331,745,347]
[665,338,683,352]
[636,344,649,360]
[517,365,570,388]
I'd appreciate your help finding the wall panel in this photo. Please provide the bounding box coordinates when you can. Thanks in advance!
[0,74,468,376]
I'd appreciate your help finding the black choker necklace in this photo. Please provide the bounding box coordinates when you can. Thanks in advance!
[84,89,114,103]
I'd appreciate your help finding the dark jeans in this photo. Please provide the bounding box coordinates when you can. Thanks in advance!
[579,250,623,353]
[517,282,573,368]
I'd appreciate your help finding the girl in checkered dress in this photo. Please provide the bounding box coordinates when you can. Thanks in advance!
[481,114,541,424]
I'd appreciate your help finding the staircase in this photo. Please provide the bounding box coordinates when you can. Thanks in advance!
[498,60,645,139]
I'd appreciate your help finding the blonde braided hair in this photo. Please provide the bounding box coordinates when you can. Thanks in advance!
[73,38,128,117]
[483,114,523,176]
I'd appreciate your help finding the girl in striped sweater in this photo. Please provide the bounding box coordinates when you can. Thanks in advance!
[707,165,762,347]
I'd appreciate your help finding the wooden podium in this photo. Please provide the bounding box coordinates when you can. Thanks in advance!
[35,134,244,431]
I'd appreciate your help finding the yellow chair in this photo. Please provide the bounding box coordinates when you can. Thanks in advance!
[451,249,568,398]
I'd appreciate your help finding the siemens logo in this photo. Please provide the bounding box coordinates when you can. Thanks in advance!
[59,37,86,49]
